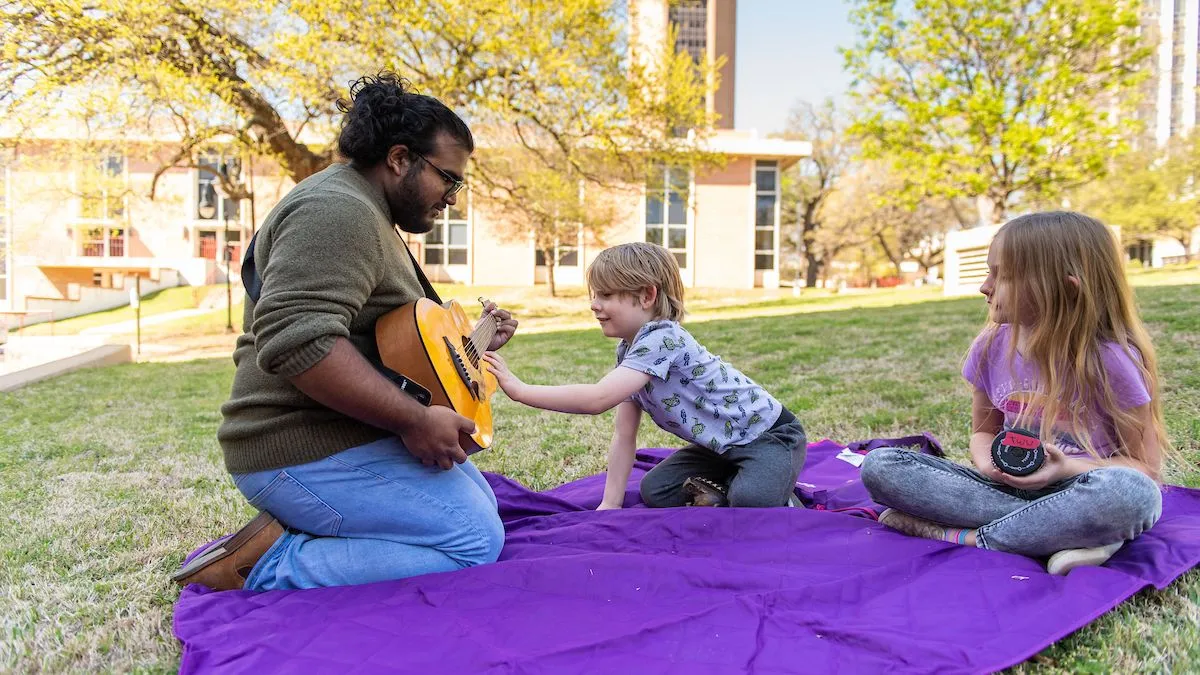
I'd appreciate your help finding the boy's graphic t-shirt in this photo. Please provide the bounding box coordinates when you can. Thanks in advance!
[962,324,1151,458]
[616,320,782,453]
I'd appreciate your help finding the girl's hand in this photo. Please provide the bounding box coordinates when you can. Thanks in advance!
[978,461,1007,483]
[596,502,622,511]
[995,443,1080,491]
[482,351,523,398]
[970,441,1006,481]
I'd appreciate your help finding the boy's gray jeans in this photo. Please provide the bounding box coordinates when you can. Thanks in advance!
[640,414,806,509]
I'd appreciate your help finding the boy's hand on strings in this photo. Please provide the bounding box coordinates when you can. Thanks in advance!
[995,443,1077,491]
[479,300,518,351]
[482,351,524,399]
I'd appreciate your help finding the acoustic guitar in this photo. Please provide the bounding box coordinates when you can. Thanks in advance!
[375,298,499,453]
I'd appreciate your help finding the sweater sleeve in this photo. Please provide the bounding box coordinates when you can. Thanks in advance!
[252,194,385,377]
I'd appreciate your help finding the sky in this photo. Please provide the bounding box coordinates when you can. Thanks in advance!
[733,1,857,135]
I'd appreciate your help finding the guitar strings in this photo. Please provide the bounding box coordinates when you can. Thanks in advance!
[464,316,499,365]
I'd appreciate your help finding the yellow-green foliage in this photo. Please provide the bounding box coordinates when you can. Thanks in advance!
[844,0,1151,224]
[3,0,721,270]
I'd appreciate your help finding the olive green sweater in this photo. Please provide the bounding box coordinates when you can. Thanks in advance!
[218,163,425,473]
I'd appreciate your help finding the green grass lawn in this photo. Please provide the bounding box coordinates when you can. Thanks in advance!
[0,282,1197,672]
[15,285,228,337]
[16,262,1194,343]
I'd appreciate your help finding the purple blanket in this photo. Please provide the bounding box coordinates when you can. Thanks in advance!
[174,439,1200,674]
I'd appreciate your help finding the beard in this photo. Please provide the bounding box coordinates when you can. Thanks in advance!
[389,165,439,234]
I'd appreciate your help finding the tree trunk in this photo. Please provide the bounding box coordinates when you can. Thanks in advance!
[232,86,331,183]
[875,232,903,276]
[976,194,1009,226]
[805,251,821,288]
[989,193,1008,225]
[922,246,944,273]
[793,221,806,286]
[545,253,557,297]
[802,220,821,288]
[154,25,333,185]
[1175,233,1195,262]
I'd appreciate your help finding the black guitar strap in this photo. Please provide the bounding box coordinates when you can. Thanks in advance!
[397,226,443,305]
[240,229,437,406]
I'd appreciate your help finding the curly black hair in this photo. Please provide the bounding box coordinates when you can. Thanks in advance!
[336,73,474,166]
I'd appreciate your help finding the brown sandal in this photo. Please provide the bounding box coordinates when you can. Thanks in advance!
[683,476,729,507]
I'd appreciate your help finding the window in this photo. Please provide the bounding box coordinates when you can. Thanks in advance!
[196,152,241,221]
[81,227,126,257]
[109,227,126,256]
[646,165,689,268]
[1127,240,1153,266]
[198,231,218,260]
[80,153,125,221]
[670,0,708,125]
[754,160,779,270]
[670,0,708,64]
[534,239,580,268]
[424,200,469,266]
[226,229,242,265]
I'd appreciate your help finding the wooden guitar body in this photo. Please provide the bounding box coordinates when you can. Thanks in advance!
[375,298,498,453]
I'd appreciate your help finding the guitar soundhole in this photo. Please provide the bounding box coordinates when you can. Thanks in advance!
[461,336,480,370]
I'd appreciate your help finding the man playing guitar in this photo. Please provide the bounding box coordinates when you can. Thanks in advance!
[171,73,517,592]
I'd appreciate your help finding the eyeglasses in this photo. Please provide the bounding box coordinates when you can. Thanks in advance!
[412,151,466,201]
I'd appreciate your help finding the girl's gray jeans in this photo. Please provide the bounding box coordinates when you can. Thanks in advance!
[861,447,1162,557]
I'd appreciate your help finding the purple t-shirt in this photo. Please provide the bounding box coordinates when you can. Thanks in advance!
[962,324,1151,458]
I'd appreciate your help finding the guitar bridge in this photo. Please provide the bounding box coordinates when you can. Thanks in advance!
[444,336,482,400]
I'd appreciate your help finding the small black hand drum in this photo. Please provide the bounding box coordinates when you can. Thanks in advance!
[991,428,1045,476]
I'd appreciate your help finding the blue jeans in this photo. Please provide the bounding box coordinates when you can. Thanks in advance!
[231,436,505,591]
[861,447,1162,557]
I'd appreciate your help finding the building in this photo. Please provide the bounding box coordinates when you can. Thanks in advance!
[0,0,809,324]
[416,0,807,289]
[416,130,808,290]
[1124,0,1200,265]
[0,136,250,319]
[1141,0,1200,146]
[0,135,274,323]
[631,0,737,130]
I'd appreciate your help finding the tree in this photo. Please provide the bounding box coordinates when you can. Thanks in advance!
[784,153,974,285]
[873,196,974,277]
[1081,137,1199,262]
[461,14,723,296]
[779,99,855,287]
[480,149,627,297]
[1,0,717,242]
[844,0,1151,224]
[860,169,976,276]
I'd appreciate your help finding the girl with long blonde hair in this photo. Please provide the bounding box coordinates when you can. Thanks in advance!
[861,211,1166,574]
